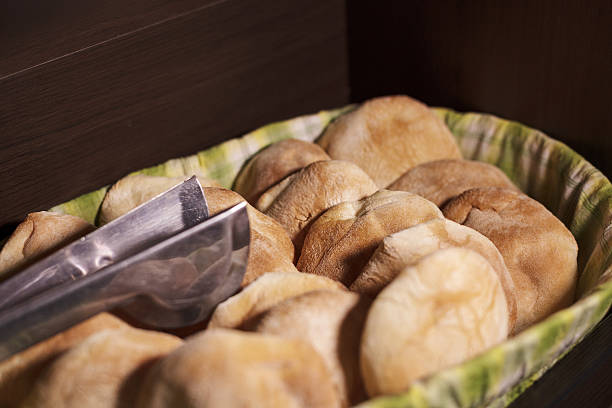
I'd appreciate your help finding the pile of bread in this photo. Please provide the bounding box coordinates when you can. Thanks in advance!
[0,96,578,407]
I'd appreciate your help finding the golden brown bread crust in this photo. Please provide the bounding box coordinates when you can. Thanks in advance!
[360,248,508,397]
[317,95,462,187]
[179,184,295,286]
[387,159,519,206]
[350,218,518,332]
[136,329,342,408]
[297,190,443,286]
[443,187,578,332]
[255,290,370,407]
[264,160,378,256]
[0,211,93,279]
[208,271,347,330]
[23,327,182,408]
[256,172,298,212]
[99,174,221,225]
[0,212,123,406]
[234,139,330,205]
[0,314,127,407]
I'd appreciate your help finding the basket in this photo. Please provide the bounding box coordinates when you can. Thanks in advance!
[48,105,612,408]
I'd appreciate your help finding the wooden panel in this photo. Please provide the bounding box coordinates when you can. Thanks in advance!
[0,0,214,77]
[0,0,349,228]
[347,0,612,176]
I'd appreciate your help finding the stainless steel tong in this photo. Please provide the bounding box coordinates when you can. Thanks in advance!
[0,177,250,360]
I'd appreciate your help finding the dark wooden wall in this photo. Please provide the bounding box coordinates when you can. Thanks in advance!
[347,0,612,177]
[4,0,610,232]
[0,0,349,229]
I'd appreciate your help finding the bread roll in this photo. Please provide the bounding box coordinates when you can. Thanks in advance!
[350,218,518,332]
[99,174,221,224]
[0,314,126,407]
[136,329,342,408]
[317,96,462,187]
[264,160,378,255]
[234,139,330,205]
[0,213,117,406]
[0,211,93,278]
[23,327,182,408]
[245,210,297,286]
[443,187,578,332]
[256,290,370,406]
[99,177,296,287]
[204,187,297,286]
[208,271,347,330]
[387,159,519,206]
[297,190,443,285]
[360,248,508,397]
[256,172,297,212]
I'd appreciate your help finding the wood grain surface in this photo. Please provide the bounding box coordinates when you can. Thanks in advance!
[347,0,612,177]
[0,0,349,228]
[0,0,216,77]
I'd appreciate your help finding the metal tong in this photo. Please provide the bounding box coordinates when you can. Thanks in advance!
[0,177,250,360]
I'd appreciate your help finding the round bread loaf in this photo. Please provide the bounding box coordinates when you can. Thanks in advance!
[0,314,126,407]
[317,95,462,187]
[256,172,298,212]
[203,187,297,286]
[23,327,182,408]
[360,248,508,397]
[136,329,342,408]
[256,290,370,406]
[234,139,330,205]
[264,160,378,256]
[0,211,93,278]
[0,212,123,406]
[99,174,221,224]
[350,218,518,332]
[100,177,296,287]
[443,187,578,332]
[297,190,443,286]
[387,159,519,206]
[208,271,347,330]
[242,218,297,285]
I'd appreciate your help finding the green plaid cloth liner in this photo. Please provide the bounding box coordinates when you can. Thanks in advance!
[42,105,612,407]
